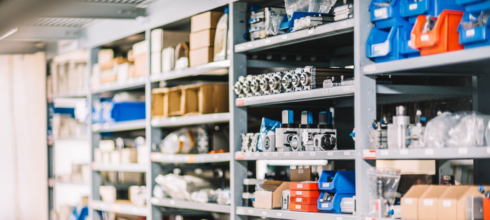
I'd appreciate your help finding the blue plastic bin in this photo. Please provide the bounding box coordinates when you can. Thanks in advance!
[318,170,355,193]
[458,11,490,48]
[400,0,464,24]
[111,102,146,122]
[399,24,421,57]
[370,0,409,29]
[366,26,404,63]
[457,0,490,11]
[317,192,355,213]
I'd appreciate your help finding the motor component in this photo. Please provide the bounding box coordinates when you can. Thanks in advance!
[368,168,401,218]
[387,106,410,149]
[241,133,254,152]
[276,110,298,152]
[407,110,425,148]
[334,4,353,21]
[234,76,245,98]
[251,75,263,97]
[243,75,254,97]
[281,189,290,210]
[314,111,337,151]
[282,70,296,93]
[292,14,335,32]
[270,72,284,94]
[263,131,276,152]
[369,120,388,149]
[260,73,273,95]
[300,66,354,90]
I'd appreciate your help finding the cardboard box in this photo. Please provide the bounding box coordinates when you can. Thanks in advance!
[438,186,472,220]
[290,167,312,182]
[134,53,147,77]
[132,40,147,56]
[100,186,116,203]
[120,148,138,164]
[151,29,190,52]
[98,49,114,64]
[254,181,294,209]
[401,184,431,220]
[110,150,121,164]
[137,146,148,164]
[418,185,450,220]
[190,47,213,67]
[151,52,161,74]
[457,186,490,220]
[191,11,223,33]
[190,29,216,50]
[102,152,111,164]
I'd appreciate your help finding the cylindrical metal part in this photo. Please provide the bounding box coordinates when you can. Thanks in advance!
[396,106,407,116]
[234,81,243,96]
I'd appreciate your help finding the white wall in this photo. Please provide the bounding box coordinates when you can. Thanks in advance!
[0,52,47,220]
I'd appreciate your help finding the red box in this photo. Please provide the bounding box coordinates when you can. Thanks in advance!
[289,203,319,212]
[290,190,320,198]
[290,182,318,191]
[290,196,318,205]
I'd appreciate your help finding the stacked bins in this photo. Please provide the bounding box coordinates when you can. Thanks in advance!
[317,171,355,213]
[289,182,320,212]
[457,0,490,49]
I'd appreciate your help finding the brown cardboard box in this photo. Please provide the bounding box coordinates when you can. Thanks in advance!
[151,29,190,52]
[120,148,138,164]
[190,29,216,50]
[191,11,224,33]
[133,53,146,77]
[189,47,213,67]
[254,181,295,209]
[290,167,312,182]
[438,186,472,220]
[401,185,431,220]
[418,185,450,220]
[457,186,490,220]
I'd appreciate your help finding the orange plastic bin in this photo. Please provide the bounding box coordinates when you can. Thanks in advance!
[484,198,490,220]
[411,10,464,56]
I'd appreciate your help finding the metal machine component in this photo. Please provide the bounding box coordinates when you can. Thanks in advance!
[300,67,354,90]
[243,75,254,97]
[276,110,298,152]
[260,73,273,95]
[292,68,303,92]
[281,189,290,210]
[387,106,410,149]
[234,76,245,98]
[250,75,263,97]
[334,4,353,21]
[249,133,260,152]
[282,70,296,93]
[263,130,276,152]
[422,15,437,33]
[270,72,284,94]
[293,15,335,31]
[313,111,337,151]
[466,196,484,220]
[249,7,286,41]
[241,133,254,152]
[299,111,317,151]
[369,121,388,149]
[407,110,425,148]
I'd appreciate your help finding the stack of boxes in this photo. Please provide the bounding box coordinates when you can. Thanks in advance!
[150,29,190,74]
[133,40,148,78]
[190,11,223,67]
[289,182,320,212]
[317,171,356,213]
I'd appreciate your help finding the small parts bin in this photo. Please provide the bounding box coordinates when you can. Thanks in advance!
[367,26,415,62]
[290,182,319,191]
[458,10,490,49]
[289,203,319,212]
[411,10,464,56]
[370,0,409,29]
[400,24,421,57]
[318,170,355,193]
[290,190,320,198]
[457,0,490,12]
[290,196,318,205]
[111,102,146,122]
[317,191,355,213]
[400,0,464,24]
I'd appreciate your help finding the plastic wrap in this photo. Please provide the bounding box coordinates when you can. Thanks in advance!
[423,112,490,148]
[285,0,309,20]
[217,188,231,205]
[309,0,337,13]
[191,189,218,203]
[368,167,401,218]
[155,174,212,201]
[160,128,196,154]
[257,117,281,151]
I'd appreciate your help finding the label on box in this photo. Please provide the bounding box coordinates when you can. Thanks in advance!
[423,199,434,206]
[261,192,267,195]
[421,34,430,42]
[297,184,303,188]
[323,183,330,188]
[363,149,376,159]
[466,29,475,37]
[298,169,304,174]
[374,8,388,18]
[373,44,383,52]
[405,198,413,204]
[295,205,301,209]
[443,199,452,207]
[322,203,329,208]
[296,191,303,195]
[296,198,302,202]
[409,3,418,10]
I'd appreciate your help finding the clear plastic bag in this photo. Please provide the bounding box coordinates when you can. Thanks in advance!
[160,128,196,154]
[191,189,218,203]
[155,174,212,201]
[257,117,281,151]
[423,112,490,148]
[368,167,401,218]
[309,0,337,13]
[285,0,309,20]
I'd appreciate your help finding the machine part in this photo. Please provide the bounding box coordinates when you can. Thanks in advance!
[260,73,273,95]
[300,66,354,90]
[241,133,254,152]
[313,131,337,151]
[323,76,341,88]
[466,196,484,220]
[340,197,355,214]
[422,15,437,33]
[249,7,286,40]
[282,70,296,93]
[292,14,335,32]
[243,75,254,97]
[281,189,290,210]
[270,71,284,94]
[234,76,245,98]
[368,168,401,218]
[292,68,304,92]
[196,127,209,154]
[334,4,353,21]
[341,76,355,86]
[290,134,303,151]
[299,111,316,151]
[251,75,263,96]
[368,121,388,149]
[387,106,410,149]
[263,130,276,152]
[276,110,298,152]
[249,133,260,152]
[408,110,425,148]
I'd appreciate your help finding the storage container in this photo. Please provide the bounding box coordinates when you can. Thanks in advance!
[290,182,319,191]
[290,196,319,205]
[290,190,320,198]
[111,102,146,122]
[400,24,421,57]
[366,26,404,62]
[370,0,409,29]
[457,0,490,12]
[289,203,319,212]
[317,191,355,213]
[318,170,355,193]
[411,10,464,56]
[400,0,463,24]
[458,11,490,49]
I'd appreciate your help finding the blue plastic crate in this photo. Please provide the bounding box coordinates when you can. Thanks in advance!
[318,170,355,193]
[366,26,404,63]
[458,11,490,48]
[457,0,490,11]
[111,102,146,122]
[400,0,463,24]
[317,192,355,213]
[370,0,409,29]
[399,24,421,57]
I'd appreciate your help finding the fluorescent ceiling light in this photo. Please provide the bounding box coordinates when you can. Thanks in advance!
[0,28,18,40]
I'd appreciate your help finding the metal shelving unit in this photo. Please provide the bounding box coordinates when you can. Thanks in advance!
[151,198,231,213]
[92,200,147,216]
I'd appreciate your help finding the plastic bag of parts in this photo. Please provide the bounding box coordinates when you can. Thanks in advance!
[285,0,309,20]
[266,14,284,37]
[217,188,231,205]
[155,174,212,201]
[423,112,490,148]
[160,128,196,154]
[257,117,281,151]
[368,167,401,218]
[191,189,219,203]
[309,0,337,13]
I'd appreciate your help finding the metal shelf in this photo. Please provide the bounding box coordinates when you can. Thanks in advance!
[235,19,354,53]
[362,46,490,75]
[92,120,146,132]
[54,180,89,186]
[150,60,230,82]
[92,200,147,216]
[235,150,356,160]
[49,88,88,99]
[363,147,490,160]
[92,162,147,172]
[151,113,230,128]
[151,197,231,213]
[151,152,231,163]
[236,85,354,107]
[93,76,146,94]
[236,207,356,220]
